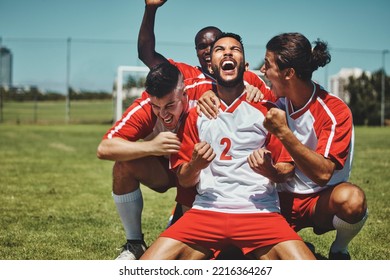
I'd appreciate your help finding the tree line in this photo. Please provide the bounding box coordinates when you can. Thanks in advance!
[346,70,390,126]
[1,71,389,126]
[0,86,112,101]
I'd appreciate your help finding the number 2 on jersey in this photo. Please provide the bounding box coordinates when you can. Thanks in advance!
[220,137,232,160]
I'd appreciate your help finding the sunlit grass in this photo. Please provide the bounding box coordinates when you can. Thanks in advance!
[0,125,388,259]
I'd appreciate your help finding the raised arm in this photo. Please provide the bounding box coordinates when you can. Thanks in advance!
[138,0,169,68]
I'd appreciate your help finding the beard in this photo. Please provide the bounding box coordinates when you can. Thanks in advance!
[213,64,245,88]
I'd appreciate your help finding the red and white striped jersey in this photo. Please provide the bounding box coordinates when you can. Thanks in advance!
[168,59,206,80]
[169,58,276,102]
[277,82,354,194]
[104,59,273,143]
[103,78,213,142]
[171,91,292,214]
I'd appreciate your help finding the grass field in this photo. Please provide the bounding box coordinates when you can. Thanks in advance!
[0,124,389,260]
[1,100,114,125]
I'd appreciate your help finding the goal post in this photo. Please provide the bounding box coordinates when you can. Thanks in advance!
[115,65,149,121]
[114,66,265,122]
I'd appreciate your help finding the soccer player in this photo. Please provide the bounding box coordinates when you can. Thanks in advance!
[140,33,316,260]
[138,0,219,79]
[260,32,368,260]
[138,0,271,94]
[107,0,269,260]
[105,0,221,260]
[97,62,213,259]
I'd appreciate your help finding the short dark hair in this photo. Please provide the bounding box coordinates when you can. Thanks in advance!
[194,26,222,46]
[266,32,331,80]
[211,32,245,53]
[145,62,181,98]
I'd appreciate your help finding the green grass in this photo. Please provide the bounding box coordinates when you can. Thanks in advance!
[0,124,175,259]
[299,127,390,259]
[0,125,389,260]
[1,100,114,125]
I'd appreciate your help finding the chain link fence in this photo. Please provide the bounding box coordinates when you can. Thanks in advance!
[0,37,388,125]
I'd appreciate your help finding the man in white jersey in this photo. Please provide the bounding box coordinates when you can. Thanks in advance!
[107,0,268,260]
[140,33,316,260]
[260,32,368,260]
[106,0,222,260]
[97,62,213,259]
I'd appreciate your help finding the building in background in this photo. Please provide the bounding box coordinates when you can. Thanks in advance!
[329,68,371,104]
[0,47,13,87]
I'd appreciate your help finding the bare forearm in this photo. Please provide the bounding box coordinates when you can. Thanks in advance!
[177,163,201,188]
[97,138,153,162]
[278,130,335,186]
[271,162,295,183]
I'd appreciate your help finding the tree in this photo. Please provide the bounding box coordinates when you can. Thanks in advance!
[125,75,146,89]
[346,70,390,126]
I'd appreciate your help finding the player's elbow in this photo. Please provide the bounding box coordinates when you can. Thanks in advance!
[137,46,151,65]
[273,162,295,183]
[137,48,146,62]
[96,146,105,160]
[316,162,336,186]
[96,142,110,160]
[314,172,333,187]
[306,159,335,187]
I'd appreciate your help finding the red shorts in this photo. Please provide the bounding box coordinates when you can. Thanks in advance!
[278,191,320,232]
[160,209,302,255]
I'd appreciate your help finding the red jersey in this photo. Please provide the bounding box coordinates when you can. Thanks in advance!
[103,78,213,141]
[168,59,275,101]
[277,82,354,194]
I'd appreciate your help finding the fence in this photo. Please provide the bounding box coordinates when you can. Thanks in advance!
[0,37,389,124]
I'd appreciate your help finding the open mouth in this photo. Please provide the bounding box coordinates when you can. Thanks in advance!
[163,116,173,124]
[221,60,235,71]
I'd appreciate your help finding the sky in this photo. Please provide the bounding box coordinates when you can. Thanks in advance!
[1,0,390,93]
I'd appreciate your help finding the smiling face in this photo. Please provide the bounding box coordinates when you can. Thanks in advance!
[209,35,245,88]
[148,76,188,131]
[195,28,222,75]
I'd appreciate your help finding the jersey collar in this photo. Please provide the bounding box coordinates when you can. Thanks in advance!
[288,81,317,119]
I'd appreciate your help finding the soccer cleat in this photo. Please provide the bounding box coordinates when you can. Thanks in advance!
[115,240,147,260]
[328,250,351,260]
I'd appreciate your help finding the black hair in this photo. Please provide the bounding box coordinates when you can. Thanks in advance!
[266,32,331,80]
[145,62,181,98]
[194,26,223,45]
[209,32,246,88]
[211,32,245,53]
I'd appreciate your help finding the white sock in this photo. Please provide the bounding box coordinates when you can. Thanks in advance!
[330,210,368,253]
[112,188,143,241]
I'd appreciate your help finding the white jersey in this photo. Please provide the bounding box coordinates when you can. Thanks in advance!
[172,91,291,213]
[277,82,354,194]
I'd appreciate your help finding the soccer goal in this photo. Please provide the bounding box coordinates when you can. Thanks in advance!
[114,66,265,122]
[114,65,149,121]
